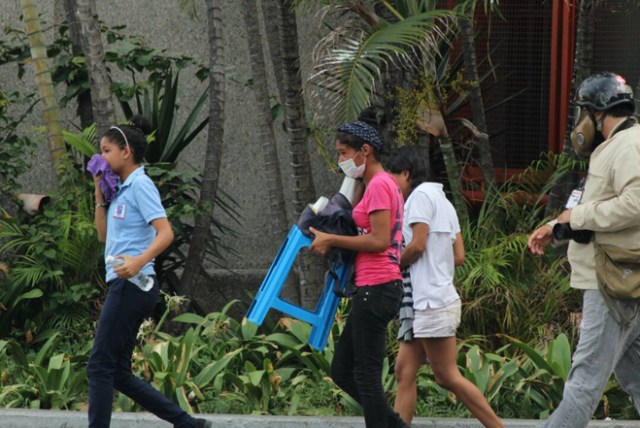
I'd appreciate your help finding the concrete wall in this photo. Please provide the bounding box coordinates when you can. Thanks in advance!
[0,1,340,309]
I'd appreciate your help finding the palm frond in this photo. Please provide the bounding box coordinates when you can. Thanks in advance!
[10,255,63,289]
[308,8,458,123]
[63,125,98,156]
[0,220,28,254]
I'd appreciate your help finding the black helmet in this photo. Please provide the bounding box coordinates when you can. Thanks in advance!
[574,72,634,111]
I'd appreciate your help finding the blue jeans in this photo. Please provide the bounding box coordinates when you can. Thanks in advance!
[87,278,195,428]
[331,281,404,428]
[543,290,640,427]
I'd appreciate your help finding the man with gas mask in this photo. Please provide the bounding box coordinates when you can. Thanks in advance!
[528,72,640,427]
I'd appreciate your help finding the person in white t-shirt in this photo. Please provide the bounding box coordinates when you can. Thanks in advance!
[387,147,503,427]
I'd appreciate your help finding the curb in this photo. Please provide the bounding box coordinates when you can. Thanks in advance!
[1,409,639,427]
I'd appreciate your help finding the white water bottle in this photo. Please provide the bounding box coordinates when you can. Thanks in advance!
[309,196,329,214]
[105,255,155,292]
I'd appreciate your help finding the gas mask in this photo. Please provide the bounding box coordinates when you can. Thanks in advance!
[570,107,604,158]
[338,151,365,179]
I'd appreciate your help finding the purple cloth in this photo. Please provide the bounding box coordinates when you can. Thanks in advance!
[87,154,118,203]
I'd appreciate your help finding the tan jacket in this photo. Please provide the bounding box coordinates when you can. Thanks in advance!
[568,120,640,290]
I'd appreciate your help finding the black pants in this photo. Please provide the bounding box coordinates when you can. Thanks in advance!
[87,278,194,428]
[331,281,404,428]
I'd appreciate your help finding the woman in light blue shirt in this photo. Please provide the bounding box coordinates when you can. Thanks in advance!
[89,116,211,428]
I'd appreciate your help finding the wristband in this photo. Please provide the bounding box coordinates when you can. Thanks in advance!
[95,202,108,208]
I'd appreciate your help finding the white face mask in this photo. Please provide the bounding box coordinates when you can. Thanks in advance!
[338,151,365,179]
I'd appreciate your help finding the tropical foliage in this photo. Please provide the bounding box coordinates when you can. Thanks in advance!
[4,0,640,423]
[0,153,103,342]
[1,295,636,419]
[0,90,38,196]
[118,68,209,164]
[0,152,621,418]
[456,152,586,348]
[307,1,458,125]
[0,332,89,410]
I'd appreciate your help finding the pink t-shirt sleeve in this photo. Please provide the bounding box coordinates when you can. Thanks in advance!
[362,179,394,214]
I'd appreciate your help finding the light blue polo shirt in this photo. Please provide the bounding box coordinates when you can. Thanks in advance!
[105,166,167,283]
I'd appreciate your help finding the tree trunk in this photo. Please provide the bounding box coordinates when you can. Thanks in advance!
[277,0,316,217]
[460,16,495,191]
[21,0,66,167]
[438,133,469,225]
[61,0,94,130]
[545,0,594,217]
[180,0,225,304]
[76,0,116,140]
[427,84,468,224]
[276,0,326,309]
[241,0,299,304]
[259,0,286,105]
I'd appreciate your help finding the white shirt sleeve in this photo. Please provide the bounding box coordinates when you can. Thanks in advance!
[406,190,434,227]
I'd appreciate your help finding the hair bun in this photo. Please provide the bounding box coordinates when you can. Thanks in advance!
[358,106,387,128]
[129,115,152,136]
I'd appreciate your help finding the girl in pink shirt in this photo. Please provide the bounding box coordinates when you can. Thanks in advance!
[310,120,406,428]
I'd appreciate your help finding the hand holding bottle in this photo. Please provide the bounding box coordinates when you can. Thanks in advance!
[105,255,154,291]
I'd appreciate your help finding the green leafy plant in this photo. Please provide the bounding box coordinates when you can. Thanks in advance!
[125,299,246,413]
[0,272,44,338]
[455,153,584,349]
[132,300,349,416]
[504,333,571,419]
[138,325,208,412]
[227,357,296,413]
[0,90,38,195]
[118,68,209,164]
[144,164,241,292]
[0,333,88,409]
[1,21,206,124]
[0,153,103,340]
[461,343,520,405]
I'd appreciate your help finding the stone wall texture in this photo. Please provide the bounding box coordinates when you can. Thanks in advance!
[0,1,340,311]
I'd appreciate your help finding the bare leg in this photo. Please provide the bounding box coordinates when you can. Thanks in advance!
[393,340,425,424]
[423,337,504,428]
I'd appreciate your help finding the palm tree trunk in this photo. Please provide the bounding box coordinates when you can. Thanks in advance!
[75,0,116,139]
[276,0,325,309]
[259,0,286,105]
[545,0,594,217]
[460,16,495,191]
[242,0,299,304]
[180,0,225,303]
[277,0,316,216]
[428,84,468,224]
[438,133,469,225]
[61,0,94,129]
[21,0,66,166]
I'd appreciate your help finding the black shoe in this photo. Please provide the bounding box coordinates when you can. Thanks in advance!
[195,418,213,428]
[388,411,410,428]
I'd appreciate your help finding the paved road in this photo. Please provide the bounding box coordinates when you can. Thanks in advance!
[2,410,640,428]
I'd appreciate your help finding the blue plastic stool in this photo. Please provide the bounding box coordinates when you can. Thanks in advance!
[246,225,350,350]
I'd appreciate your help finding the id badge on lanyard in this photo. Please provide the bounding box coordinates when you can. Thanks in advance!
[565,178,586,209]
